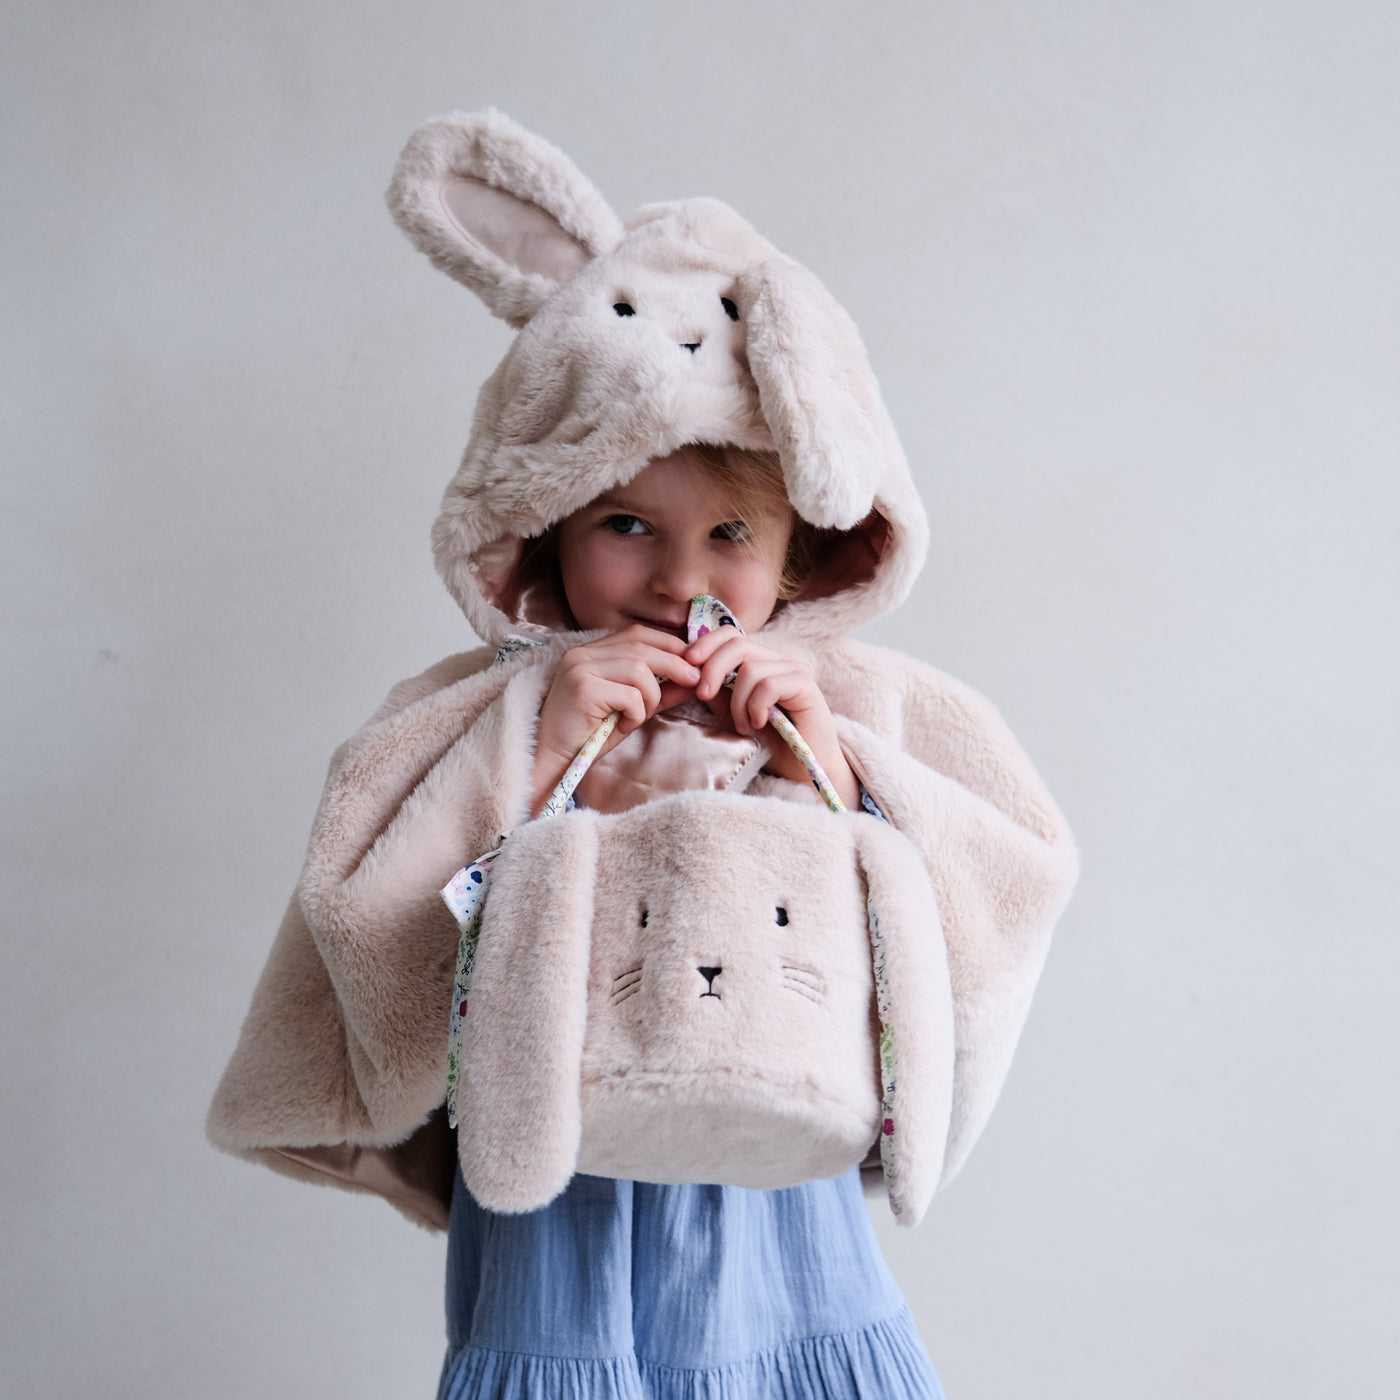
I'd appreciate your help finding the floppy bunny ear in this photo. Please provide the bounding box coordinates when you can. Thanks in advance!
[456,813,598,1212]
[387,109,624,328]
[852,816,956,1227]
[738,256,889,529]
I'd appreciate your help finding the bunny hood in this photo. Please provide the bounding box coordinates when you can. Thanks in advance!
[386,109,927,645]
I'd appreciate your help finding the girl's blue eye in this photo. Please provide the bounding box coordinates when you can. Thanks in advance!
[711,520,751,542]
[605,514,646,535]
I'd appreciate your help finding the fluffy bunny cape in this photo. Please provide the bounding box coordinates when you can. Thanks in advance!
[206,110,1078,1231]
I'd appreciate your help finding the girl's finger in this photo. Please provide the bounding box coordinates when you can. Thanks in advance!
[629,666,664,718]
[693,636,752,700]
[645,649,702,688]
[593,641,700,689]
[730,675,771,734]
[726,659,774,735]
[730,658,806,732]
[683,627,747,666]
[582,650,696,698]
[595,680,649,735]
[743,673,786,732]
[618,623,692,654]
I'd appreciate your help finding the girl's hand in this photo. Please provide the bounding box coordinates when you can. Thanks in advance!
[531,626,700,816]
[684,630,860,809]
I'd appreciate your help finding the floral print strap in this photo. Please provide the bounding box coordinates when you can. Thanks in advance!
[866,899,903,1215]
[443,840,507,1127]
[538,712,618,819]
[768,709,846,813]
[494,634,543,665]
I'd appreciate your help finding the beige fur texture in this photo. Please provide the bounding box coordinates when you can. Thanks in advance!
[457,792,953,1225]
[207,110,1078,1232]
[208,637,1075,1228]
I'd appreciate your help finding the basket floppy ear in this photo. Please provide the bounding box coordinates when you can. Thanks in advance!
[455,812,599,1212]
[387,109,624,327]
[738,255,889,529]
[852,816,956,1227]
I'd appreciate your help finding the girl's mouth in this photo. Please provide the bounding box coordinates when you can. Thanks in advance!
[631,616,691,642]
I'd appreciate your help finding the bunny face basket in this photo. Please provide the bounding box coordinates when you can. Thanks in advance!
[454,788,955,1225]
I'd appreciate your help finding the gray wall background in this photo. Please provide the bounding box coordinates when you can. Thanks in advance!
[3,2,1396,1396]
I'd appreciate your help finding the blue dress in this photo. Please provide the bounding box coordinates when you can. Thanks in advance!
[437,1163,945,1399]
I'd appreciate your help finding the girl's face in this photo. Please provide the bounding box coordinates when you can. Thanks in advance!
[557,449,794,639]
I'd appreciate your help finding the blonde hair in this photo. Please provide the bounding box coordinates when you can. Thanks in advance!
[685,443,816,603]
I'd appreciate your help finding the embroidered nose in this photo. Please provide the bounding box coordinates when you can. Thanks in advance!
[681,341,701,353]
[698,966,722,996]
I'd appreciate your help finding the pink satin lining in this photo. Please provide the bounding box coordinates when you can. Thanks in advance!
[266,1107,456,1229]
[468,534,576,631]
[573,701,775,815]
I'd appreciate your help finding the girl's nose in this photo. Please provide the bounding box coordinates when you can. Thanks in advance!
[650,545,708,603]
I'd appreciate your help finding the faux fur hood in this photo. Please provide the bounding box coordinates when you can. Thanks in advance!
[386,109,928,647]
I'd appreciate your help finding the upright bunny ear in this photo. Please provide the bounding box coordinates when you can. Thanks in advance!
[738,256,890,529]
[456,813,598,1212]
[852,817,956,1227]
[387,109,624,327]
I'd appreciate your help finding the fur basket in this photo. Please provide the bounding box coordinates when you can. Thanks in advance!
[455,789,955,1225]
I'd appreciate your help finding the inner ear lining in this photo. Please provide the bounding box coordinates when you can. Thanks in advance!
[439,176,593,285]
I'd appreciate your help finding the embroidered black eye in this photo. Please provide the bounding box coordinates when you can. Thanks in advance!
[775,907,789,926]
[614,302,636,317]
[720,296,739,321]
[640,908,649,927]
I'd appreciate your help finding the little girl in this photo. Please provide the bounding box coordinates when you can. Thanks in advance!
[443,440,950,1397]
[208,110,1077,1400]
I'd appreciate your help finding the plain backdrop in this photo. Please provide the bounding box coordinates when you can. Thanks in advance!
[3,2,1397,1396]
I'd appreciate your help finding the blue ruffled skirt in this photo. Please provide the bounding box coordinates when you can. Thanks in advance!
[437,1165,944,1399]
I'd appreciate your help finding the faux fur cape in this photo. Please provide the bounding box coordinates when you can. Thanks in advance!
[206,109,1078,1230]
[208,634,1076,1230]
